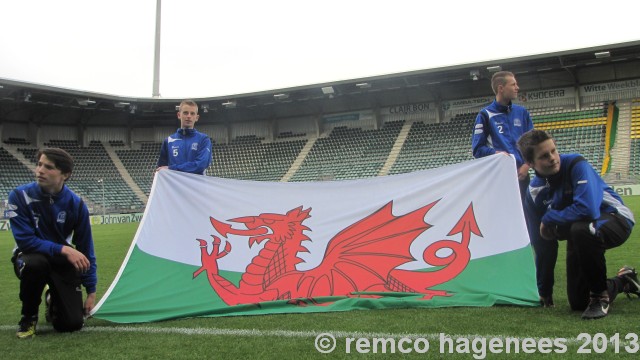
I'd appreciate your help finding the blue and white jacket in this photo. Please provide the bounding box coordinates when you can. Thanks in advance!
[157,128,212,175]
[472,100,533,169]
[525,154,635,232]
[8,182,97,294]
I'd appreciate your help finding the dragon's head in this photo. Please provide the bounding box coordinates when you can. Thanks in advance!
[211,206,311,247]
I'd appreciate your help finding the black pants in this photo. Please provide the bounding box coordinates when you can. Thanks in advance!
[13,252,85,332]
[532,212,632,311]
[564,213,632,310]
[518,176,531,207]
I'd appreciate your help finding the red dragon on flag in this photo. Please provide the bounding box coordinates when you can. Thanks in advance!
[194,200,482,306]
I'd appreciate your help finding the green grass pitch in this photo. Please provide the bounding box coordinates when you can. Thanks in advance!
[0,196,638,359]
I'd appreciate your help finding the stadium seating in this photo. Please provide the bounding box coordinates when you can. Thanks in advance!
[0,101,627,215]
[389,115,475,175]
[4,137,31,146]
[109,140,126,147]
[209,135,307,182]
[290,121,403,182]
[532,104,608,173]
[14,140,145,213]
[0,147,35,203]
[116,143,161,196]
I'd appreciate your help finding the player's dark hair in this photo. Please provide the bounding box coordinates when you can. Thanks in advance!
[517,130,554,163]
[37,148,74,179]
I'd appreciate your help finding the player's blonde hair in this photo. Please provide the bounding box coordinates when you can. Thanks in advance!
[491,71,515,95]
[179,99,198,113]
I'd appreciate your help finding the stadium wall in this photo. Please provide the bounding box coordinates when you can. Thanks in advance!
[611,185,640,197]
[381,102,438,123]
[277,116,318,138]
[1,122,28,142]
[322,110,376,131]
[197,124,227,143]
[41,125,76,143]
[86,126,129,143]
[580,78,640,104]
[131,127,156,143]
[230,120,272,140]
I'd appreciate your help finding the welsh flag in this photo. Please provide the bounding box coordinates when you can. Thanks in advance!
[92,154,538,323]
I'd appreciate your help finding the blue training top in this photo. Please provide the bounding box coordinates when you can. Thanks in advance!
[8,182,97,294]
[472,100,533,168]
[526,153,635,230]
[157,128,212,175]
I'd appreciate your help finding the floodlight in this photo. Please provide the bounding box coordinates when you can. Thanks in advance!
[77,99,96,106]
[222,101,236,109]
[321,86,335,95]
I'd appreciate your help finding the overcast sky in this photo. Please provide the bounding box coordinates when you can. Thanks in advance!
[1,0,638,99]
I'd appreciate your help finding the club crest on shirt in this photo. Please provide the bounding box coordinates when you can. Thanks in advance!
[514,118,522,127]
[57,211,66,224]
[191,143,198,151]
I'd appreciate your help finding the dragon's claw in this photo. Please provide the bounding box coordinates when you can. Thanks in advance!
[223,241,231,254]
[197,239,208,247]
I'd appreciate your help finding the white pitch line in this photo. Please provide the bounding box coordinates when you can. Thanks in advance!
[1,324,630,346]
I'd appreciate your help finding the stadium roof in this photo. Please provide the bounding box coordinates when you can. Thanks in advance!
[2,40,640,127]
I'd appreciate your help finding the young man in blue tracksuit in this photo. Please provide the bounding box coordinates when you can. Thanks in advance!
[8,148,97,338]
[518,130,637,319]
[472,71,534,202]
[156,99,212,175]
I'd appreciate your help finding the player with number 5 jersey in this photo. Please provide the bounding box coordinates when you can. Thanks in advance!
[156,99,212,175]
